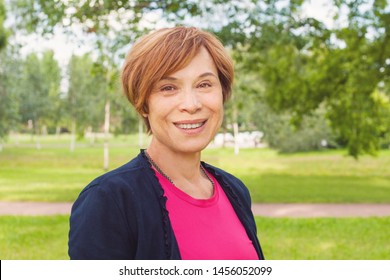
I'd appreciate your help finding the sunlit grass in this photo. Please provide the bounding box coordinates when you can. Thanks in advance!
[1,135,388,260]
[1,134,390,202]
[204,148,390,203]
[257,216,390,259]
[0,215,69,260]
[1,215,389,260]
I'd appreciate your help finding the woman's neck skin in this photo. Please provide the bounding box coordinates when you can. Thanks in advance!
[147,139,213,199]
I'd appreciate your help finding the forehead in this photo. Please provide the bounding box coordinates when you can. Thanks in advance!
[162,47,218,79]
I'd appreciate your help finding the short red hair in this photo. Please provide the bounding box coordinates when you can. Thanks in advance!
[121,26,234,132]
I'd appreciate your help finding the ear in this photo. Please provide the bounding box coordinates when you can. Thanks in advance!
[142,113,148,118]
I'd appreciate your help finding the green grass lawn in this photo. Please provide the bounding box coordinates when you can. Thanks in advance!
[1,215,389,260]
[257,217,390,259]
[1,134,389,203]
[204,148,390,203]
[0,134,143,201]
[1,135,389,260]
[0,215,69,259]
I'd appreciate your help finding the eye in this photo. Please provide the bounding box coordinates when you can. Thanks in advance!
[198,81,212,88]
[160,85,176,92]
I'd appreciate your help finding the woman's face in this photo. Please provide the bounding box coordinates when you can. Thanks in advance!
[146,47,224,155]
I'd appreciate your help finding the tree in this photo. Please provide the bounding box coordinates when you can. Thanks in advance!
[40,50,62,133]
[0,0,6,50]
[253,102,339,153]
[9,0,390,157]
[0,0,13,149]
[0,50,20,149]
[90,55,120,170]
[215,0,390,157]
[16,51,61,148]
[111,97,139,135]
[230,49,339,154]
[224,51,264,154]
[65,54,105,151]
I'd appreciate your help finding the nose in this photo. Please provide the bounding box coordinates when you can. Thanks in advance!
[178,88,202,114]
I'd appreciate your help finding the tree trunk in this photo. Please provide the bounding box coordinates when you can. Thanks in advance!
[103,100,110,171]
[34,120,41,150]
[41,124,48,135]
[233,122,239,155]
[138,118,144,148]
[233,107,239,155]
[70,119,76,152]
[14,132,19,146]
[222,126,227,148]
[90,131,95,146]
[56,126,61,138]
[28,119,34,142]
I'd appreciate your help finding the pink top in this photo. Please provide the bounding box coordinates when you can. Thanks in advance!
[153,168,259,260]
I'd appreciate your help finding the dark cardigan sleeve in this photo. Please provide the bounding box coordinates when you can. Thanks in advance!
[68,183,135,260]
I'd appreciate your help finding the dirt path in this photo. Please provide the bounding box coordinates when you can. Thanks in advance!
[1,201,390,217]
[251,203,390,217]
[0,202,73,216]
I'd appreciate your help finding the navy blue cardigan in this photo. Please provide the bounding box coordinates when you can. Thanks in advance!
[68,150,264,260]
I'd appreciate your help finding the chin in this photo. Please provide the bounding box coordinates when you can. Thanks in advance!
[175,141,211,154]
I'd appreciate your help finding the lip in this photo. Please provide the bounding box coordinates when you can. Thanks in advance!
[173,119,208,134]
[173,119,208,125]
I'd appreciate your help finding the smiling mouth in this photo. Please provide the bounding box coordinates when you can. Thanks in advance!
[174,121,207,130]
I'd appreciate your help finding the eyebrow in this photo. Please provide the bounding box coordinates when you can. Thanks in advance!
[161,72,218,81]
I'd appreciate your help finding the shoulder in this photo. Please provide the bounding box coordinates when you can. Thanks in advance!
[81,152,149,194]
[73,151,158,212]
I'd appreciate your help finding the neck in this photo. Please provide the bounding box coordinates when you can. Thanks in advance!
[146,139,202,182]
[146,138,214,199]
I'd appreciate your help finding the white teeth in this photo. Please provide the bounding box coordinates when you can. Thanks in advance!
[176,122,204,129]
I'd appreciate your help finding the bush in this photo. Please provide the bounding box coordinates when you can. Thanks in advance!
[252,103,338,153]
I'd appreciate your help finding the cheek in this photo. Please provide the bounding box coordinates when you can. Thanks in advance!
[208,97,224,126]
[211,96,224,115]
[148,96,164,115]
[217,107,224,126]
[206,90,223,109]
[147,98,175,123]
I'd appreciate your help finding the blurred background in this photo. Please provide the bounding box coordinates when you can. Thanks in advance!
[0,0,389,260]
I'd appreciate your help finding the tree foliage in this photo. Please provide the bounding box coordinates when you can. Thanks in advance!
[0,0,6,50]
[218,0,390,157]
[0,50,19,140]
[17,51,61,136]
[65,54,104,135]
[7,0,390,157]
[254,103,339,153]
[10,0,202,35]
[0,0,12,141]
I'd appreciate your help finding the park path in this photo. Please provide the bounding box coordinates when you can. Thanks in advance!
[1,201,390,217]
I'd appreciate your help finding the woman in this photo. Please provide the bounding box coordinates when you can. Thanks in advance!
[68,26,265,260]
